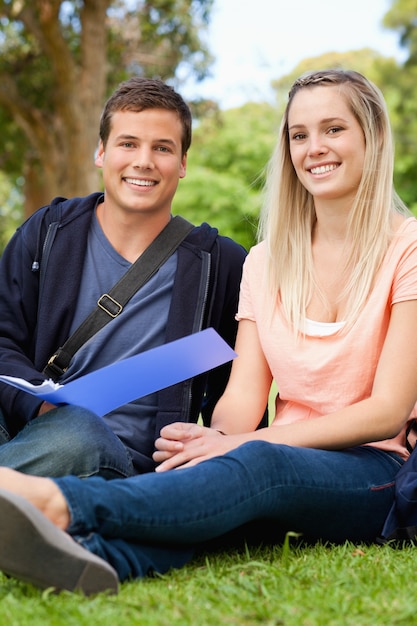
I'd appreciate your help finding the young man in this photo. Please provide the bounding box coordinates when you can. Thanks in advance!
[0,77,247,477]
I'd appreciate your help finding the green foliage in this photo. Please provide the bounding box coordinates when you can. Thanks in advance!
[0,172,23,251]
[104,0,214,89]
[381,1,417,212]
[136,0,214,81]
[383,0,417,63]
[1,540,417,625]
[191,103,279,189]
[173,165,261,251]
[174,102,278,249]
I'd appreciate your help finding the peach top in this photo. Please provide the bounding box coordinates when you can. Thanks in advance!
[236,217,417,460]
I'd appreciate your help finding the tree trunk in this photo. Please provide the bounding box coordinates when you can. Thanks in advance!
[0,0,110,217]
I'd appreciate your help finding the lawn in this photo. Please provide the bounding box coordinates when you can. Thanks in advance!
[1,536,415,626]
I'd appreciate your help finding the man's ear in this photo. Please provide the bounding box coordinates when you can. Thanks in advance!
[179,153,187,179]
[95,141,105,168]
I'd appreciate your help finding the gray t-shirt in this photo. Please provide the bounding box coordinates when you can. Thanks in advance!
[61,210,176,471]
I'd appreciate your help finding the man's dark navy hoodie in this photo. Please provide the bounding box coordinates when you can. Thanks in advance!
[0,193,247,471]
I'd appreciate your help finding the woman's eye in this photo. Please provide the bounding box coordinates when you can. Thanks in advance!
[292,133,306,141]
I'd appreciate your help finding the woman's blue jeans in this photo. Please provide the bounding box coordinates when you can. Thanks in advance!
[54,441,403,581]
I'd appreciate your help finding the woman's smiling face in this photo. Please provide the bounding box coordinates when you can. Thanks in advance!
[288,85,365,208]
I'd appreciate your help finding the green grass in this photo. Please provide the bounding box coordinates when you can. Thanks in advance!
[1,537,416,625]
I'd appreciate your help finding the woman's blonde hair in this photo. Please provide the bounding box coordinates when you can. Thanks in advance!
[258,69,409,332]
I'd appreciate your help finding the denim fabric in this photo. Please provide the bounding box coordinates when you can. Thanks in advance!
[54,440,403,581]
[0,406,135,478]
[0,410,10,445]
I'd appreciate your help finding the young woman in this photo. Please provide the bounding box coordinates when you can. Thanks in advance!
[1,69,417,595]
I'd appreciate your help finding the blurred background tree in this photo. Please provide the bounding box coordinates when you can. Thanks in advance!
[381,0,417,210]
[173,101,278,250]
[0,0,213,216]
[0,0,416,253]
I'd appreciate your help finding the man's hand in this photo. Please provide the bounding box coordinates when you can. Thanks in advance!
[37,401,57,416]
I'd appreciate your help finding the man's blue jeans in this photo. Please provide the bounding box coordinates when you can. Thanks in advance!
[0,406,134,478]
[54,441,403,581]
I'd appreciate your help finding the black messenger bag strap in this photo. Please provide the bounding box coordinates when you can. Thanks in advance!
[43,215,194,381]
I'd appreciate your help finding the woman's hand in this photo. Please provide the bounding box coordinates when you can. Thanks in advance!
[153,423,240,471]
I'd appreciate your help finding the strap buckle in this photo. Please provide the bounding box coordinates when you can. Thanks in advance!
[44,350,69,378]
[97,294,123,318]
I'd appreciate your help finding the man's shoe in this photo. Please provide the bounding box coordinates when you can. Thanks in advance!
[0,488,119,595]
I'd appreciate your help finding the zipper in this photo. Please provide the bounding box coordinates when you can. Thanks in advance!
[38,222,60,301]
[193,250,211,332]
[184,250,212,421]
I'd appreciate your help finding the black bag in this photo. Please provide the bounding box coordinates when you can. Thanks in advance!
[381,421,417,542]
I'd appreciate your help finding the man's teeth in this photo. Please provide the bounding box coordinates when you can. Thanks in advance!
[310,164,337,175]
[125,178,155,186]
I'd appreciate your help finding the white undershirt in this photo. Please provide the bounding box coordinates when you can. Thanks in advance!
[304,318,345,337]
